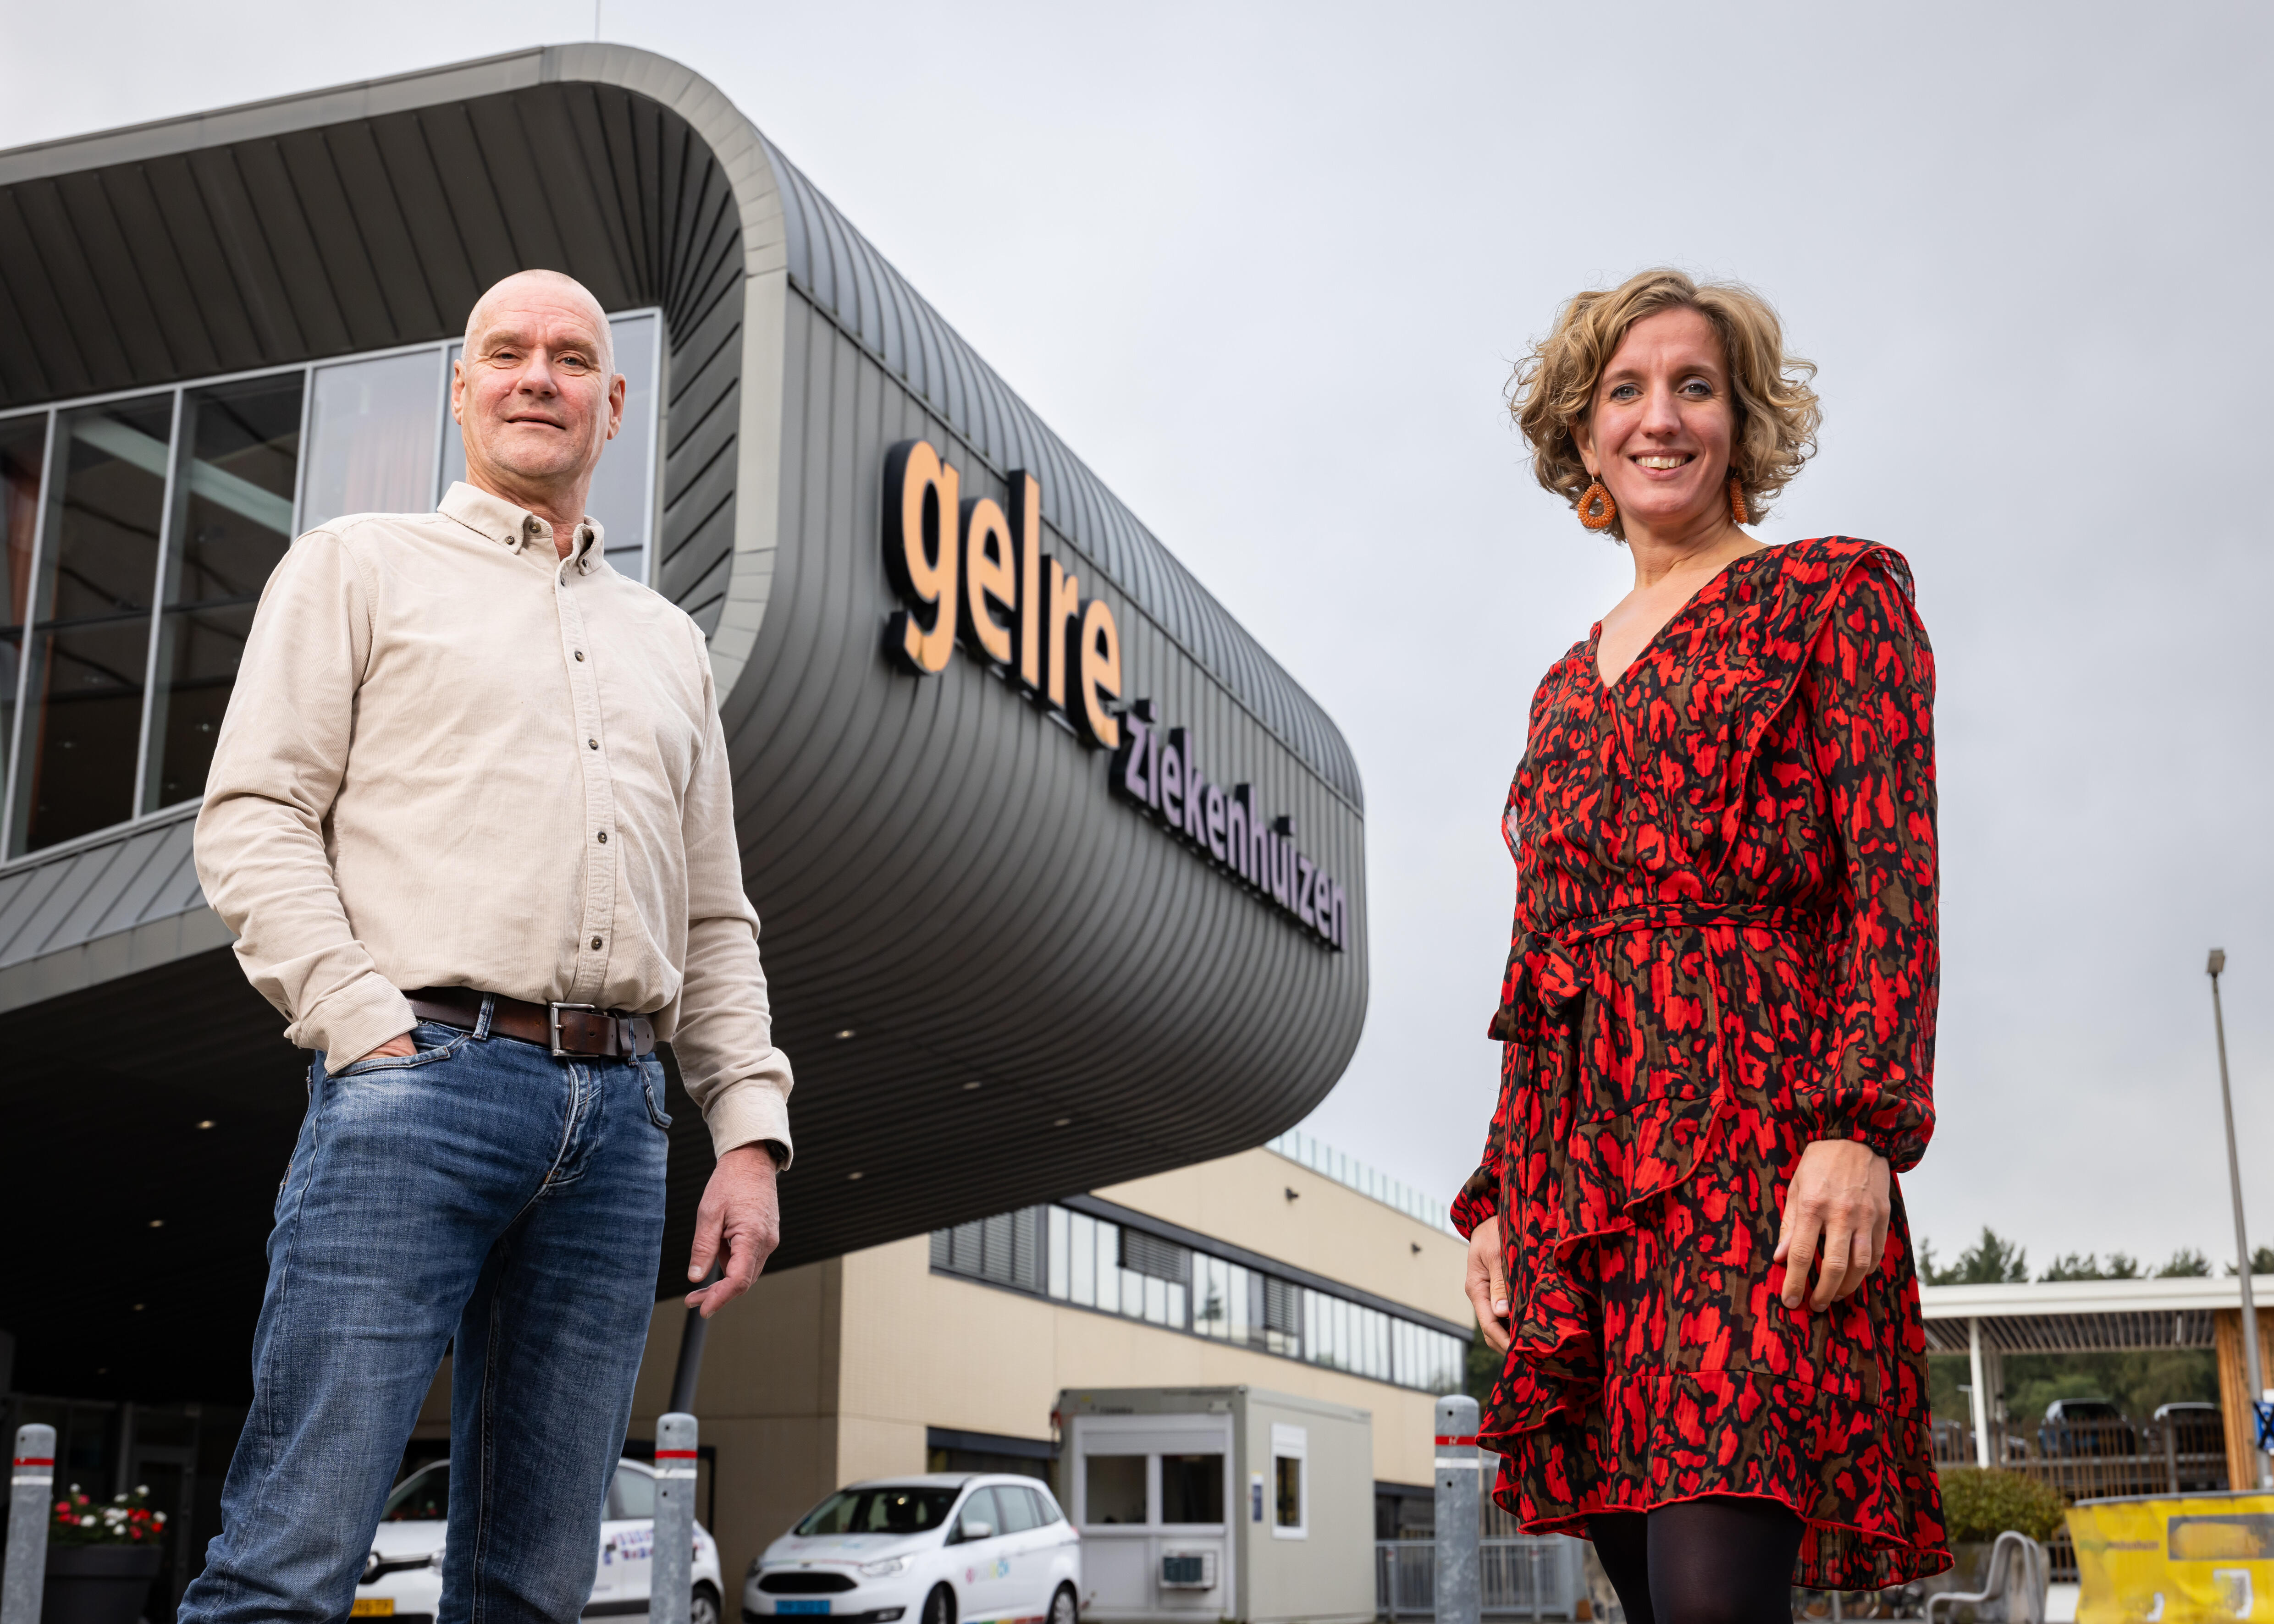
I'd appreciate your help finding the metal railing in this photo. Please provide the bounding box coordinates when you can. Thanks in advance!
[1931,1416,2230,1497]
[1376,1536,1588,1620]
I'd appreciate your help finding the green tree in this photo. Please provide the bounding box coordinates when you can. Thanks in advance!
[2041,1251,2141,1281]
[1922,1227,2030,1286]
[2225,1245,2274,1277]
[2159,1248,2212,1278]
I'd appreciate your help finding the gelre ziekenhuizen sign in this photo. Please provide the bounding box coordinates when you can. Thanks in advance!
[880,439,1346,951]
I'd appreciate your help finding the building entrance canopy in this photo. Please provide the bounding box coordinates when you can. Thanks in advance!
[0,45,1368,1403]
[1921,1276,2274,1491]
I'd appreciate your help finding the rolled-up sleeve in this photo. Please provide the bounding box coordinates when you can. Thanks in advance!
[195,533,415,1071]
[666,634,795,1164]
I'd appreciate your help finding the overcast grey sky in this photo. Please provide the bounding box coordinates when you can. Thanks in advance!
[7,0,2270,1275]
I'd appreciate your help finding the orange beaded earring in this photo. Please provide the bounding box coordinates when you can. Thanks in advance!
[1578,477,1617,531]
[1727,474,1748,526]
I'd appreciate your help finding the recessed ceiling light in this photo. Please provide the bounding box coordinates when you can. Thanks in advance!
[835,1028,856,1040]
[195,1120,216,1130]
[132,1304,144,1312]
[147,1219,165,1228]
[846,1170,864,1181]
[1053,1118,1072,1128]
[962,1081,982,1091]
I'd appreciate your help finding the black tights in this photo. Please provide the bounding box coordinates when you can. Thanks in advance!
[1590,1497,1803,1624]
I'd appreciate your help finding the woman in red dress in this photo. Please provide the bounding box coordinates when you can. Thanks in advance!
[1457,269,1947,1620]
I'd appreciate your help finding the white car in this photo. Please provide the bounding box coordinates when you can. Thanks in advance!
[745,1475,1079,1624]
[355,1457,725,1624]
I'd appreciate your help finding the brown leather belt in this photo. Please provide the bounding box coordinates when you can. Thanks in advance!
[407,986,656,1060]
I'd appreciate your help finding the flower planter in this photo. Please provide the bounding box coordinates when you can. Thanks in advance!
[40,1543,164,1624]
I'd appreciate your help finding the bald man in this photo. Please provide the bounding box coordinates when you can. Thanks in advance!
[184,270,795,1624]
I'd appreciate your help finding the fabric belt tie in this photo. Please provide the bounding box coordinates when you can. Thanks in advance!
[407,985,657,1059]
[1485,903,1812,1041]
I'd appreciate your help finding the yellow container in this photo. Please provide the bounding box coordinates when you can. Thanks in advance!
[2069,1491,2274,1621]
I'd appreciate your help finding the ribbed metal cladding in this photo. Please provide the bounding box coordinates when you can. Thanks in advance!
[0,47,1369,1390]
[724,284,1367,1267]
[761,147,1361,809]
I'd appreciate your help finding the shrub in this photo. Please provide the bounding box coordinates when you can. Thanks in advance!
[1937,1468,2068,1544]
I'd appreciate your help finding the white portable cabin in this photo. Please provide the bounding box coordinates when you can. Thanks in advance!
[1053,1386,1372,1624]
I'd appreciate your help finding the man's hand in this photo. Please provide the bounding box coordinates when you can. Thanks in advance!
[687,1143,780,1317]
[1774,1138,1891,1311]
[352,1032,418,1064]
[1465,1215,1512,1355]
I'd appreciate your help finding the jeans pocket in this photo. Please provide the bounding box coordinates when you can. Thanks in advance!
[642,1079,673,1129]
[332,1022,468,1077]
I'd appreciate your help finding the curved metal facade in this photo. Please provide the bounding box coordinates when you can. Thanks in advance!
[0,45,1366,1394]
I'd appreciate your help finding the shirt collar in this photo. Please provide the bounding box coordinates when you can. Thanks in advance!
[439,481,607,572]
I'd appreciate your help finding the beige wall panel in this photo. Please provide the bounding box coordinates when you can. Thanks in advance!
[1094,1148,1471,1324]
[838,1239,1069,1448]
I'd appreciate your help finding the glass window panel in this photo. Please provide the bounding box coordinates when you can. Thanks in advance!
[1121,1267,1143,1320]
[1096,1222,1120,1310]
[1082,1455,1147,1526]
[1144,1274,1166,1325]
[610,1464,655,1520]
[994,1486,1039,1534]
[1160,1455,1224,1525]
[301,350,442,533]
[955,1487,1001,1540]
[1168,1282,1186,1328]
[1228,1264,1249,1346]
[0,413,48,808]
[1047,1206,1070,1300]
[1303,1291,1319,1363]
[1274,1455,1302,1529]
[1069,1212,1095,1307]
[588,312,658,581]
[1197,1257,1226,1337]
[146,374,303,811]
[12,395,172,854]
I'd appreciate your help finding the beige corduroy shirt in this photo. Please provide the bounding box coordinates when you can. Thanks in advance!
[195,482,793,1163]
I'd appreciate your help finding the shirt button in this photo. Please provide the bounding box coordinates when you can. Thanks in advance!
[589,738,599,750]
[596,831,608,843]
[575,651,585,661]
[591,936,604,951]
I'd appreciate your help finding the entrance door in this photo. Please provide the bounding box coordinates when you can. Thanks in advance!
[127,1444,197,1620]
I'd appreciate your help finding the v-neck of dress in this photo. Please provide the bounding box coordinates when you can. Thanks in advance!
[1588,547,1769,694]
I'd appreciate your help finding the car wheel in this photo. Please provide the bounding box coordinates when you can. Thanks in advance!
[691,1582,721,1624]
[1048,1583,1077,1624]
[923,1584,956,1624]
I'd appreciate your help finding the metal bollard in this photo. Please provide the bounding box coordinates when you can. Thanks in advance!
[4,1424,57,1624]
[1435,1396,1480,1624]
[652,1412,698,1624]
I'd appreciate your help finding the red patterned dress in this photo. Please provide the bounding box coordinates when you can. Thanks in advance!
[1452,537,1948,1591]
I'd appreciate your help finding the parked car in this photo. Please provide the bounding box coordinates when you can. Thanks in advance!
[745,1475,1079,1624]
[2154,1400,2225,1454]
[357,1457,724,1624]
[2038,1398,2134,1459]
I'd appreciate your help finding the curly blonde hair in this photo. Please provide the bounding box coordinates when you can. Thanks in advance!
[1508,269,1821,536]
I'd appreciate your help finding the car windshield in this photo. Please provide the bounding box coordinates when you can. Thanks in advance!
[796,1486,960,1537]
[383,1463,448,1521]
[2058,1404,2121,1422]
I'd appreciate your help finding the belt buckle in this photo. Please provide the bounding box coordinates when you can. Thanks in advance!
[548,1002,598,1057]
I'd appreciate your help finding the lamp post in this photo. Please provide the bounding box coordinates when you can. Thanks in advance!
[2209,948,2271,1490]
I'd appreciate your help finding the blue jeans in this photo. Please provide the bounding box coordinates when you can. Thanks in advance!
[179,1005,671,1624]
